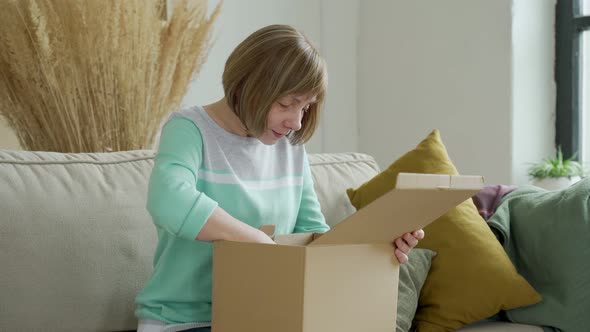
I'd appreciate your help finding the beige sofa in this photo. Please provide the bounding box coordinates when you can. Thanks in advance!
[0,150,542,332]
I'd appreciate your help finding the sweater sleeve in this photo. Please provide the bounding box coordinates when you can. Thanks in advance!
[146,116,218,241]
[293,152,330,234]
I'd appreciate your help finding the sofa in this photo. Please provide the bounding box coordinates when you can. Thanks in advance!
[0,149,545,332]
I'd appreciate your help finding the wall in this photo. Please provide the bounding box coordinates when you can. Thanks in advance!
[357,0,513,184]
[0,0,361,154]
[181,0,359,153]
[511,0,556,184]
[0,0,557,185]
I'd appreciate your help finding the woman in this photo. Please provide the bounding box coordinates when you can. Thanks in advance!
[135,24,424,332]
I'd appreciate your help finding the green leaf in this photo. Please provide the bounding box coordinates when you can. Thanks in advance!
[527,146,587,179]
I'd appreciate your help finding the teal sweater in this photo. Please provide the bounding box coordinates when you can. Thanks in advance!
[135,106,329,324]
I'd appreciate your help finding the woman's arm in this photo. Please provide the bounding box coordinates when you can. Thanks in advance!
[147,116,274,244]
[196,207,275,243]
[293,152,330,234]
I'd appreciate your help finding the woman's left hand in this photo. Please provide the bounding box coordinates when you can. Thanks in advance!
[393,229,425,264]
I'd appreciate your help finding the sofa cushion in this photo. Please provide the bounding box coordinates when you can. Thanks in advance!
[0,150,378,331]
[346,130,541,332]
[0,150,157,332]
[308,152,380,227]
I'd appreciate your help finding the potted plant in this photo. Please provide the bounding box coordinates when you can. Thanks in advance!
[528,147,586,190]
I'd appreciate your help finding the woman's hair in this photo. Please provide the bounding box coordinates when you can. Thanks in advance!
[222,24,328,145]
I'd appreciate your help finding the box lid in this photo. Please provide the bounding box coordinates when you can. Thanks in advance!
[309,173,484,246]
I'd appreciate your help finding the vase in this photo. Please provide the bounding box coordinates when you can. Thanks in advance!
[531,176,581,190]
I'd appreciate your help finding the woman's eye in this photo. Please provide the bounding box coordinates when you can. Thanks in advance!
[279,103,289,108]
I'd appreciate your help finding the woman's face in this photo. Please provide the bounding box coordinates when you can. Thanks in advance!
[257,93,317,145]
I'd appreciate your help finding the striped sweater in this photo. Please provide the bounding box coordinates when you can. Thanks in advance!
[135,105,329,324]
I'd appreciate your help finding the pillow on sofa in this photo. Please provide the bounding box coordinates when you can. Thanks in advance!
[397,248,436,332]
[0,150,157,332]
[347,129,541,332]
[487,181,590,332]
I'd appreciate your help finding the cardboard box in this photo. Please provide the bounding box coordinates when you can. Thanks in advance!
[212,173,484,332]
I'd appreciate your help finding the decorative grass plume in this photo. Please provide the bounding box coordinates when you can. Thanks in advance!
[0,0,220,152]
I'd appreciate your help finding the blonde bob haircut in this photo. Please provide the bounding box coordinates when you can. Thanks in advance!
[223,24,328,145]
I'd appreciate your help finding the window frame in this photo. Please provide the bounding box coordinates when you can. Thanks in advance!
[555,0,590,159]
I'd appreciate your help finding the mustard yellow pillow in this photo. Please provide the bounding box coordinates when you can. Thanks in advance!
[347,129,541,332]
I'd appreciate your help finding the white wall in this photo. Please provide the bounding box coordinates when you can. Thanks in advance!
[181,0,360,154]
[178,0,321,152]
[317,0,360,153]
[0,0,557,186]
[0,0,361,154]
[358,0,513,184]
[512,0,556,184]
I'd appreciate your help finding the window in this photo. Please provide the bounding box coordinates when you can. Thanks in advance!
[556,0,590,162]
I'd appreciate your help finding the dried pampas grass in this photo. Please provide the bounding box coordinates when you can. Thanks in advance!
[0,0,220,152]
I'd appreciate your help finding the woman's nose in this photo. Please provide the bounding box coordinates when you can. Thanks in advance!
[285,109,303,132]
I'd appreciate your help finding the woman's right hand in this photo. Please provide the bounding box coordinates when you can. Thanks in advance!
[250,229,276,244]
[223,227,276,244]
[196,207,276,244]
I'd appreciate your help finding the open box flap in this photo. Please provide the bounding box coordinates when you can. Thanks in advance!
[309,173,484,246]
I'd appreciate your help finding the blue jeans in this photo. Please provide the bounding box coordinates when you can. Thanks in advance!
[181,328,210,332]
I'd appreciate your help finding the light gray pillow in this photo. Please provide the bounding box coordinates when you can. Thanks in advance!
[0,150,157,332]
[397,248,437,332]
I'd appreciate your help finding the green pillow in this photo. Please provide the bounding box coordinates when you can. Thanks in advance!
[487,179,590,332]
[397,248,436,332]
